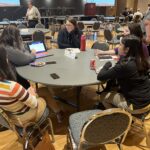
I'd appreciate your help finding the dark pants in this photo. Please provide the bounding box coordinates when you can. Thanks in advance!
[28,20,38,28]
[16,73,30,89]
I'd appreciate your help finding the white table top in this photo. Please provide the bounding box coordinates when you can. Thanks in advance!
[20,28,50,36]
[0,20,27,25]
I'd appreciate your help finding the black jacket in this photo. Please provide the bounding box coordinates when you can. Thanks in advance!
[57,28,83,49]
[97,57,150,109]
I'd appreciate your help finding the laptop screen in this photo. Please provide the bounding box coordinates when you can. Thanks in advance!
[28,41,46,53]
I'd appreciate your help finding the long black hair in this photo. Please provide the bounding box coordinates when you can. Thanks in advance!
[0,45,16,81]
[0,25,23,49]
[121,35,149,73]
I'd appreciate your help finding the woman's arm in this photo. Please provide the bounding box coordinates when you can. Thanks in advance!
[57,30,72,48]
[13,83,38,109]
[97,61,125,81]
[7,47,36,66]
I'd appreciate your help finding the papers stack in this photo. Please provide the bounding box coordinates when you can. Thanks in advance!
[64,48,80,59]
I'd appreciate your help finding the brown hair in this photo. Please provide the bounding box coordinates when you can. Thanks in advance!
[0,25,23,49]
[0,44,16,81]
[66,17,77,28]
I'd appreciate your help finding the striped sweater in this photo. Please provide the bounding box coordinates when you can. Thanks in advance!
[0,80,37,115]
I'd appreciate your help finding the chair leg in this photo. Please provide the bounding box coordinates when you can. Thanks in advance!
[66,132,71,150]
[47,118,55,143]
[143,123,150,148]
[99,145,107,150]
[117,143,123,150]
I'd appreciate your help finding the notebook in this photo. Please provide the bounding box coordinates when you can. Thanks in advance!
[27,41,49,59]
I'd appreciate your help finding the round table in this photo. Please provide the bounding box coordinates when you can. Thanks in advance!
[16,49,115,109]
[17,49,115,86]
[20,28,50,36]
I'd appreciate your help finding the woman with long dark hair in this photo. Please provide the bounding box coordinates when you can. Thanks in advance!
[0,25,36,89]
[57,17,83,49]
[97,35,150,109]
[0,25,36,66]
[0,45,46,127]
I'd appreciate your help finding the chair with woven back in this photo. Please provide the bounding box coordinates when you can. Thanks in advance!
[17,23,27,29]
[77,22,85,31]
[35,23,45,29]
[91,41,109,51]
[67,108,132,150]
[35,23,52,43]
[104,28,120,48]
[32,30,45,42]
[126,104,150,148]
[91,22,100,35]
[0,107,55,150]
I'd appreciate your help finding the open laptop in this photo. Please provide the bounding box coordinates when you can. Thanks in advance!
[27,41,49,59]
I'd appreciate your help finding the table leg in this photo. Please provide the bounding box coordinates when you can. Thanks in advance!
[53,86,82,111]
[76,86,82,111]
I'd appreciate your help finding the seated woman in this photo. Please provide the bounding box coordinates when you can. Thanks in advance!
[97,35,150,110]
[95,23,149,58]
[0,25,36,89]
[0,45,46,127]
[0,44,62,123]
[57,17,83,49]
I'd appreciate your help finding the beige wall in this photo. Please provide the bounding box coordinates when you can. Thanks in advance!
[116,0,150,15]
[137,0,150,13]
[126,0,135,9]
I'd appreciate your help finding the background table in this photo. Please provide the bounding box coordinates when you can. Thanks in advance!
[20,28,50,36]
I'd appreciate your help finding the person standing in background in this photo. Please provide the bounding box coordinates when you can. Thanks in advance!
[133,9,143,20]
[145,4,150,16]
[57,17,83,49]
[121,8,129,17]
[26,1,41,28]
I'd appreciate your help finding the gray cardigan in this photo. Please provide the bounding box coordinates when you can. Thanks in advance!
[6,46,36,67]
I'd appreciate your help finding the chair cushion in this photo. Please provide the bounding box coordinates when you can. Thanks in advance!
[69,109,102,145]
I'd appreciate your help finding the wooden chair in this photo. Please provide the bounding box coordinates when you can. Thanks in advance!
[126,104,150,148]
[67,108,132,150]
[0,107,55,150]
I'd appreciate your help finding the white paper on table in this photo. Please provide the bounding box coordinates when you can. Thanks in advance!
[65,48,80,54]
[20,29,29,32]
[64,50,77,59]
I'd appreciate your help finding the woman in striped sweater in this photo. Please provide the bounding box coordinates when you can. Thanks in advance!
[0,45,48,127]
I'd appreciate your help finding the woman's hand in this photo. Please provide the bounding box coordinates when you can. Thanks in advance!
[31,49,36,55]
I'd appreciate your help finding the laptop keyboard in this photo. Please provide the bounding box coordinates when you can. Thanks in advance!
[36,52,48,58]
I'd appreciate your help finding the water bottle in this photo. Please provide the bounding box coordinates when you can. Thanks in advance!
[80,35,86,51]
[93,32,97,41]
